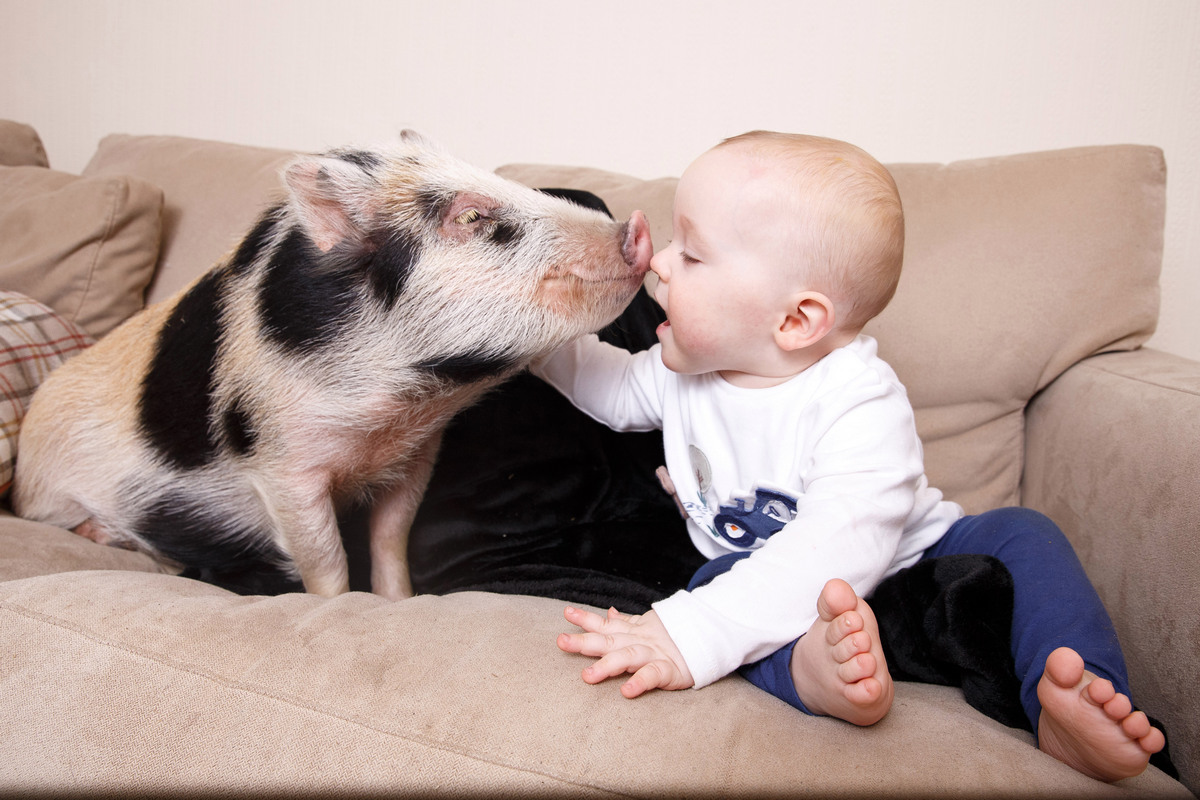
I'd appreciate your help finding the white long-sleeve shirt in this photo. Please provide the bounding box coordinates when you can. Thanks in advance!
[533,334,962,688]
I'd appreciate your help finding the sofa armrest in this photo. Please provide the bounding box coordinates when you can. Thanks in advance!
[1022,347,1200,787]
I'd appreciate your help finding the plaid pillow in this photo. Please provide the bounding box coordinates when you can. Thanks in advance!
[0,291,93,496]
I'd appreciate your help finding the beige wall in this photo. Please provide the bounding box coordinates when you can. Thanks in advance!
[3,0,1198,361]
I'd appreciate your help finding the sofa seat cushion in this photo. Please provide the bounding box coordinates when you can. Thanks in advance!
[0,568,1186,797]
[0,513,163,581]
[499,145,1165,513]
[0,165,164,338]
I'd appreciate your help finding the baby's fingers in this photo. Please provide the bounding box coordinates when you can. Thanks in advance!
[582,644,658,686]
[606,607,639,624]
[563,605,608,633]
[556,631,603,656]
[557,628,632,659]
[621,659,683,698]
[563,605,635,635]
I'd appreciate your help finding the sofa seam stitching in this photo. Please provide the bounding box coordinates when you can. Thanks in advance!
[1079,358,1200,398]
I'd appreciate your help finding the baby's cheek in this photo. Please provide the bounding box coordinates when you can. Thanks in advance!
[671,322,719,358]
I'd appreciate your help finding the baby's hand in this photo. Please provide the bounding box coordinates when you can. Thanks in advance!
[557,606,694,698]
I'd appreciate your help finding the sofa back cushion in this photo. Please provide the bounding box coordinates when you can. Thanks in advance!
[82,134,295,306]
[876,147,1163,511]
[0,165,164,339]
[0,120,49,168]
[498,145,1164,513]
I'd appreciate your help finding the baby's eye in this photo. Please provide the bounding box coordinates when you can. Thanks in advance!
[679,250,700,265]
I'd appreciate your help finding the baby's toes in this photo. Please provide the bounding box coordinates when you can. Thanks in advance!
[821,610,863,649]
[844,676,884,706]
[1120,710,1151,740]
[1137,724,1166,755]
[1084,675,1117,706]
[830,630,871,664]
[817,578,859,616]
[837,651,877,684]
[1101,691,1132,722]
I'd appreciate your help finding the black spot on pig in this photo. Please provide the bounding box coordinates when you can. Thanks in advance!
[258,227,363,354]
[489,221,522,246]
[224,397,257,457]
[363,230,420,310]
[133,491,299,595]
[331,149,384,174]
[139,270,225,469]
[419,351,520,383]
[416,188,451,224]
[229,204,286,276]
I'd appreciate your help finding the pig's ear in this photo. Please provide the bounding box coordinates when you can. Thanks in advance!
[283,156,377,253]
[399,129,437,149]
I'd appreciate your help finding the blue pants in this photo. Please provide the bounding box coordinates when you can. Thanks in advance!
[688,507,1129,732]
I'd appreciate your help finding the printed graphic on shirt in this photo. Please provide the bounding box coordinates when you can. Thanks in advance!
[689,444,712,492]
[713,488,798,546]
[677,443,799,549]
[679,445,718,539]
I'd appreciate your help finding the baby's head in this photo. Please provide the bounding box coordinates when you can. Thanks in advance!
[713,131,904,335]
[649,131,904,386]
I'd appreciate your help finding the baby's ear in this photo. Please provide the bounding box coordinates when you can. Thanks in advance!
[776,292,836,351]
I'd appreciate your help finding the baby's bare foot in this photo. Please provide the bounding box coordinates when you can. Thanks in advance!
[1036,647,1164,781]
[790,578,893,726]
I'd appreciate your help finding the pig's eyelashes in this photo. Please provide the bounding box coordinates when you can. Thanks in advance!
[454,208,484,225]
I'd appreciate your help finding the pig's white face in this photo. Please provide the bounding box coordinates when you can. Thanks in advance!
[383,144,650,359]
[279,136,651,380]
[428,185,651,315]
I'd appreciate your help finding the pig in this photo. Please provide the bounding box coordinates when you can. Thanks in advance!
[11,131,652,599]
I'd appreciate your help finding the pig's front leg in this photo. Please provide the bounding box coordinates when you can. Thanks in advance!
[369,430,444,600]
[266,471,351,597]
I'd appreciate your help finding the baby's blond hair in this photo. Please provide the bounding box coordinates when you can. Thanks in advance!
[717,131,904,333]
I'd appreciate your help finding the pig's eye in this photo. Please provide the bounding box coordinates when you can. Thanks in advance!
[454,208,484,225]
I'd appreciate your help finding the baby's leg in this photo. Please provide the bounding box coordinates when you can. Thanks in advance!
[688,555,891,724]
[1036,647,1164,782]
[925,508,1164,779]
[790,578,893,726]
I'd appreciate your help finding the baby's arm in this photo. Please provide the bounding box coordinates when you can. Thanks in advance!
[557,606,694,697]
[531,334,665,433]
[539,338,683,694]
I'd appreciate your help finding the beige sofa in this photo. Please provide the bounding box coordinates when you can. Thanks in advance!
[0,119,1195,798]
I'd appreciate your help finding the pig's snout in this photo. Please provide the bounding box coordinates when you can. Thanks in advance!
[622,210,653,273]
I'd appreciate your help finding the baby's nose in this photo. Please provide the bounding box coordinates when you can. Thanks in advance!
[649,248,670,280]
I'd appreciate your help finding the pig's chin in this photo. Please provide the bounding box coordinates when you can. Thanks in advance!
[536,269,645,324]
[548,251,650,284]
[542,269,645,289]
[539,260,648,299]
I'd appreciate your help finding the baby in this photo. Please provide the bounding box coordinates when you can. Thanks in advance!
[533,131,1164,781]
